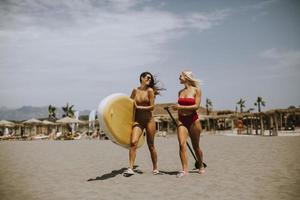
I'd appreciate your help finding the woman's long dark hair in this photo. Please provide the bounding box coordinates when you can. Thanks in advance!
[139,72,165,95]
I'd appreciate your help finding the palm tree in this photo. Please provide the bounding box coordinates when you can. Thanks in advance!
[245,108,254,134]
[254,96,265,112]
[205,98,213,131]
[254,97,266,135]
[205,98,213,115]
[62,103,75,118]
[48,105,57,121]
[61,103,75,133]
[236,98,246,113]
[246,108,254,113]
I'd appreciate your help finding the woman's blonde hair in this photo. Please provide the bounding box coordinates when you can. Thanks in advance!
[182,71,200,88]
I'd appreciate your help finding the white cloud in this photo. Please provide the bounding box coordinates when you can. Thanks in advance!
[260,48,300,69]
[0,0,230,72]
[250,0,278,10]
[251,11,268,22]
[108,0,139,11]
[184,9,230,31]
[236,0,278,21]
[0,0,230,108]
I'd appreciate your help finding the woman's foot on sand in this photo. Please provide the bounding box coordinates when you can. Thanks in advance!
[176,171,188,178]
[123,168,135,176]
[198,167,205,174]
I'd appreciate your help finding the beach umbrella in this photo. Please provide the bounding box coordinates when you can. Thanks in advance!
[23,118,42,136]
[0,120,15,136]
[88,110,96,133]
[56,116,83,124]
[41,120,56,135]
[4,127,9,136]
[42,120,55,125]
[23,118,42,124]
[154,118,161,123]
[56,117,83,137]
[0,120,15,127]
[70,111,80,132]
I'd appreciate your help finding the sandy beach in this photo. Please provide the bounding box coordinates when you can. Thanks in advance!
[0,134,300,200]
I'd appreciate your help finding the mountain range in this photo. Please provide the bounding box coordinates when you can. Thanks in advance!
[0,106,91,121]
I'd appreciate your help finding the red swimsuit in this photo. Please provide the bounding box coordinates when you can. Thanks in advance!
[178,98,199,129]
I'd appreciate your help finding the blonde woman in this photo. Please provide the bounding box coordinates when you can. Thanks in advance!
[172,71,205,178]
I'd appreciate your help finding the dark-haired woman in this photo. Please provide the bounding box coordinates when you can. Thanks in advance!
[123,72,162,176]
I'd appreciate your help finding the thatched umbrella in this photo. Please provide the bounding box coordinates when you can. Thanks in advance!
[56,117,83,138]
[0,120,15,127]
[23,118,42,136]
[0,120,15,136]
[42,120,55,125]
[56,117,83,124]
[41,120,56,135]
[23,118,42,124]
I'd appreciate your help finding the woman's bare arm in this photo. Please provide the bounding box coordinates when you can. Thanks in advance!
[130,88,136,99]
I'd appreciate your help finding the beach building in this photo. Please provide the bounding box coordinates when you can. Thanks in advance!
[153,104,300,136]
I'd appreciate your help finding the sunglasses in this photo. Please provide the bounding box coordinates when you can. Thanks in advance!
[144,75,152,80]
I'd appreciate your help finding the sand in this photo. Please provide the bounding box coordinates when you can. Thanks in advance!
[0,135,300,200]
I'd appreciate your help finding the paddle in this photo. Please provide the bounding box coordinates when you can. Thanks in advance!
[164,106,207,169]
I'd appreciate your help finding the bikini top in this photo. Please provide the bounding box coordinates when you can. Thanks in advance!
[178,97,196,106]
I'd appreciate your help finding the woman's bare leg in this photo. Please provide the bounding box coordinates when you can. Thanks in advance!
[146,118,158,171]
[177,124,189,173]
[129,125,143,169]
[189,120,205,172]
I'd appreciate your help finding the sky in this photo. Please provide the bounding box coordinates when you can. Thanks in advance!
[0,0,300,111]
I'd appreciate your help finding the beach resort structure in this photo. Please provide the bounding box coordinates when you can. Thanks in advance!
[1,105,300,140]
[153,104,300,136]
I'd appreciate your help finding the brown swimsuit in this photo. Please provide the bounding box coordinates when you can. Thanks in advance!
[134,109,152,129]
[132,89,153,129]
